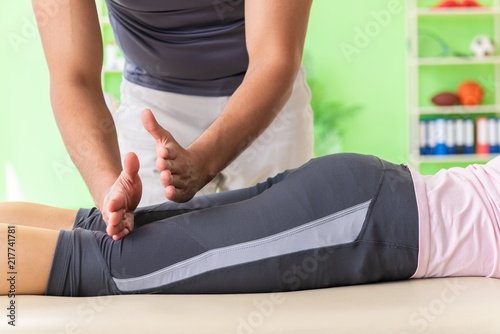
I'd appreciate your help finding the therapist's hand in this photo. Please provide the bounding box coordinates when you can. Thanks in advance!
[102,152,142,241]
[141,109,208,203]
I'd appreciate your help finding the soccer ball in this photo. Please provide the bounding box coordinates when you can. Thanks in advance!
[470,35,495,58]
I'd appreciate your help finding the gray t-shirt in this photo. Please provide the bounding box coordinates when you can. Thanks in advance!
[106,0,248,96]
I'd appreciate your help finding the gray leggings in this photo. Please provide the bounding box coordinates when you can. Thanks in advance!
[46,153,419,297]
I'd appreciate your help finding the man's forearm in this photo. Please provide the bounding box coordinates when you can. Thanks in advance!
[51,82,122,209]
[188,60,299,181]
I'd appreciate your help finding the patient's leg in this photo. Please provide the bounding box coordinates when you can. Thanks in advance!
[0,223,58,295]
[0,202,76,230]
[48,154,418,296]
[75,170,293,232]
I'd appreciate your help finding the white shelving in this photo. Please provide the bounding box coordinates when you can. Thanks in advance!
[407,0,500,168]
[96,0,123,106]
[99,17,110,25]
[415,56,500,65]
[416,104,500,115]
[417,7,500,16]
[102,67,123,74]
[414,153,495,163]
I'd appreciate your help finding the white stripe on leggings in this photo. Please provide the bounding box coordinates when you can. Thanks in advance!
[113,200,371,292]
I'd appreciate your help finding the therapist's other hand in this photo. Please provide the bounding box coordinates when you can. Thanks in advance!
[102,152,142,241]
[141,108,206,203]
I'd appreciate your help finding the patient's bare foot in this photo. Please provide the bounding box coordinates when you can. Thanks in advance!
[102,152,142,241]
[141,108,208,203]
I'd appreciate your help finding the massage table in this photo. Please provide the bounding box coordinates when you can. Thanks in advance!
[1,277,499,333]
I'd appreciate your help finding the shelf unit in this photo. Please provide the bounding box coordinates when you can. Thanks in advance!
[417,6,500,15]
[415,55,500,65]
[407,0,500,170]
[96,0,123,105]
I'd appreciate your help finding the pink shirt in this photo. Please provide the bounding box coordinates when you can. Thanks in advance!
[410,156,500,279]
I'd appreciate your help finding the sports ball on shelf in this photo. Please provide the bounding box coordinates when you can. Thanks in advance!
[457,81,484,106]
[431,92,459,106]
[470,35,495,58]
[461,0,482,6]
[433,0,482,7]
[434,0,460,7]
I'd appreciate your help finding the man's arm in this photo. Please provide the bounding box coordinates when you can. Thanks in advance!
[33,0,139,237]
[150,0,313,202]
[33,0,121,207]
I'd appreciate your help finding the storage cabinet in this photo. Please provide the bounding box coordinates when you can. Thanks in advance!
[96,0,123,107]
[407,0,500,170]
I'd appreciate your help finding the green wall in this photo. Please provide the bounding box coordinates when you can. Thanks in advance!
[305,0,408,163]
[0,0,410,208]
[0,1,93,207]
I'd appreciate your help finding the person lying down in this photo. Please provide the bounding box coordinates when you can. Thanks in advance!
[1,151,499,297]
